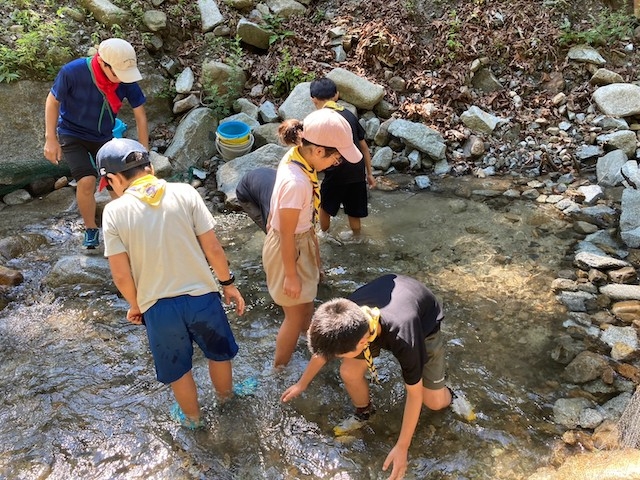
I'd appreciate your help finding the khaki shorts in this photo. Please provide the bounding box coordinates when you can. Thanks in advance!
[359,328,446,390]
[262,228,319,306]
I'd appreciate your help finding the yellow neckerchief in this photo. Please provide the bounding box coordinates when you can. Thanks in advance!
[287,146,320,225]
[323,100,344,111]
[125,174,166,206]
[360,306,381,384]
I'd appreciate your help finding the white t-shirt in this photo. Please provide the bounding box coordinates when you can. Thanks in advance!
[103,182,219,313]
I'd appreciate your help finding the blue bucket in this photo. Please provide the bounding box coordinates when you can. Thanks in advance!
[216,121,250,140]
[112,118,127,138]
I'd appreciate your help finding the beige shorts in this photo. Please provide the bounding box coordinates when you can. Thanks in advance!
[262,228,319,306]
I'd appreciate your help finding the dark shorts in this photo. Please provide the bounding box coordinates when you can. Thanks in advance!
[357,328,446,390]
[58,134,106,182]
[143,292,239,384]
[320,180,368,218]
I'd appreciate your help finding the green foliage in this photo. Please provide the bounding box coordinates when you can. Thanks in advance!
[270,48,315,97]
[202,36,245,119]
[559,10,636,47]
[263,13,295,45]
[445,10,462,59]
[0,1,74,82]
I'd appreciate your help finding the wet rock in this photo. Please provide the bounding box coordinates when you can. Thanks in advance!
[0,233,48,261]
[608,266,637,284]
[44,254,115,290]
[0,265,23,286]
[611,300,640,322]
[600,325,639,352]
[574,251,629,270]
[553,397,596,428]
[564,351,610,384]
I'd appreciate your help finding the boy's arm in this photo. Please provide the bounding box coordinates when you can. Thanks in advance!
[44,92,62,165]
[358,139,375,188]
[197,229,245,316]
[108,252,143,324]
[281,354,327,402]
[382,381,423,480]
[132,104,149,150]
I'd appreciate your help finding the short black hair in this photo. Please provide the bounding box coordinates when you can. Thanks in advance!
[119,151,150,180]
[307,298,368,358]
[310,78,338,101]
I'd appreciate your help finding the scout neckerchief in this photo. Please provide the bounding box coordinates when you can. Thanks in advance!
[360,305,381,384]
[288,146,320,225]
[323,100,344,111]
[125,174,166,206]
[89,54,122,114]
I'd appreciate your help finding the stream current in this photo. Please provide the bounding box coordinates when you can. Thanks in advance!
[0,177,575,479]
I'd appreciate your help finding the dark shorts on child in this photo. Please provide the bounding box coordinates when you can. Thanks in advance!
[320,180,368,218]
[357,328,446,390]
[143,292,239,384]
[58,134,106,181]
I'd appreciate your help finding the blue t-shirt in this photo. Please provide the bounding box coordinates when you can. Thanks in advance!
[51,57,146,142]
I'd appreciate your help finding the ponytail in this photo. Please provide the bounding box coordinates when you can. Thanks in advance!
[278,119,303,146]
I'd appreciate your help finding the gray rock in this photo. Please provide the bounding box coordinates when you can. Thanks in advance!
[175,67,195,94]
[460,106,507,134]
[216,143,288,203]
[597,130,637,158]
[44,254,115,290]
[259,101,280,123]
[236,18,271,50]
[593,83,640,117]
[387,119,446,160]
[326,68,385,110]
[600,283,640,300]
[574,251,630,270]
[278,82,315,121]
[553,397,596,428]
[620,188,640,247]
[198,0,224,31]
[371,146,393,171]
[164,107,218,172]
[567,45,606,65]
[596,149,628,187]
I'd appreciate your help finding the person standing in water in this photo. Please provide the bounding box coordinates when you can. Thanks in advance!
[264,108,362,367]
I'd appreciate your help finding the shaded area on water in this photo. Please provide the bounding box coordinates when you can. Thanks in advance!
[0,186,575,479]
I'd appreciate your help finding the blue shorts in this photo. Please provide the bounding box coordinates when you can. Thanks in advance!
[143,293,239,384]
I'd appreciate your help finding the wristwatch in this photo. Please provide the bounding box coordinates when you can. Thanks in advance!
[218,273,235,286]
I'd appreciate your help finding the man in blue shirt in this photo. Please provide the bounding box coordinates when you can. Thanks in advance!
[44,38,148,249]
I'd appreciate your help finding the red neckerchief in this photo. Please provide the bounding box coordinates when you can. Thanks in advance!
[90,54,122,114]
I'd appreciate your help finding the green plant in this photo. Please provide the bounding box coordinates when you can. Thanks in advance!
[0,1,73,82]
[264,14,295,45]
[559,10,636,47]
[201,36,245,119]
[445,10,462,59]
[271,48,315,97]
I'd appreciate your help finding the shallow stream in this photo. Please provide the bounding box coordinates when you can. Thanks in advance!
[0,179,576,479]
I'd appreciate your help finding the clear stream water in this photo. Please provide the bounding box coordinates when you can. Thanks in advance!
[0,179,576,479]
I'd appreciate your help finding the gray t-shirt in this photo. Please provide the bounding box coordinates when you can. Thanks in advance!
[103,181,219,313]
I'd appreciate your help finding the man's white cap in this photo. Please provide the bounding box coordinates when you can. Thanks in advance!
[98,38,142,83]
